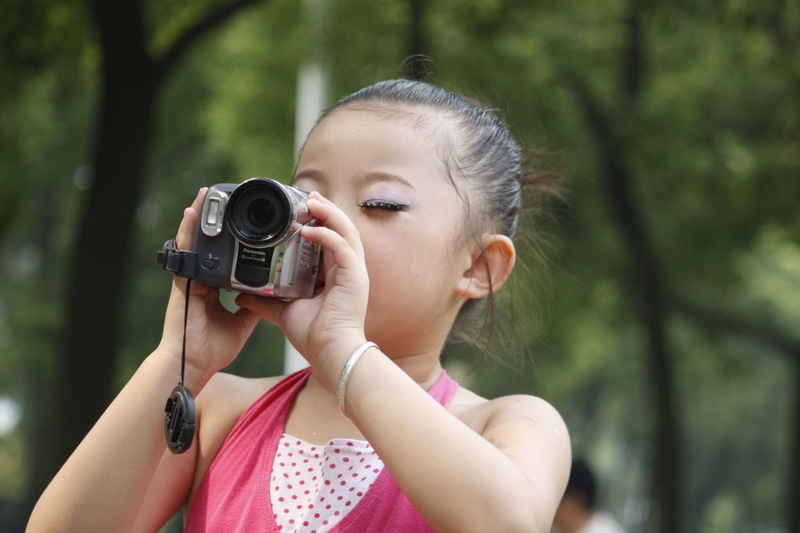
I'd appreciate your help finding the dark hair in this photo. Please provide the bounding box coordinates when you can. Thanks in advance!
[317,79,562,353]
[331,79,525,238]
[565,459,598,509]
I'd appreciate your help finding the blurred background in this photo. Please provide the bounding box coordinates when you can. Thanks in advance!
[0,0,798,531]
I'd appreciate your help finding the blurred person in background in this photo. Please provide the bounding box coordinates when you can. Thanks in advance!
[551,459,627,533]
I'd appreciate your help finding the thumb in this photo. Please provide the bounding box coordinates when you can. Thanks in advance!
[176,188,207,250]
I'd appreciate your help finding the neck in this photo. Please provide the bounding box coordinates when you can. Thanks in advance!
[388,351,444,390]
[287,347,444,445]
[307,347,444,392]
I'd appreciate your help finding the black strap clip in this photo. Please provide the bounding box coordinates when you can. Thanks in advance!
[156,239,199,279]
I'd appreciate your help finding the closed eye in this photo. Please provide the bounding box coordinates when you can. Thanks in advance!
[358,201,409,211]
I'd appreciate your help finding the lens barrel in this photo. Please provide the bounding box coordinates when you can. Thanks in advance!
[227,179,292,246]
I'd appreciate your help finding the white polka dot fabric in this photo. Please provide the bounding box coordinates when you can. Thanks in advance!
[271,434,384,533]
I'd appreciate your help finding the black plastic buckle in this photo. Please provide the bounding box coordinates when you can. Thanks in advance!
[156,239,199,279]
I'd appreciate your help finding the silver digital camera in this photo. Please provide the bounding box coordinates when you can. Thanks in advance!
[159,178,321,299]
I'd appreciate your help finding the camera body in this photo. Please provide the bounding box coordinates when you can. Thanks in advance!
[189,178,321,299]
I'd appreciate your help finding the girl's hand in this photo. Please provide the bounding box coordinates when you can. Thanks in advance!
[236,192,370,386]
[157,188,260,383]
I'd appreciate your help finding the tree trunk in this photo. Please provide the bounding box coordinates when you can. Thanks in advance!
[40,59,162,499]
[569,1,682,529]
[29,0,264,505]
[600,121,680,533]
[790,365,800,533]
[572,82,682,532]
[407,0,427,81]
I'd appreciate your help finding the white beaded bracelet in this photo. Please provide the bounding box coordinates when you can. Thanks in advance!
[337,341,378,418]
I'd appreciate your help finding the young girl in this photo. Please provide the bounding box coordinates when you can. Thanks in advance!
[28,79,571,533]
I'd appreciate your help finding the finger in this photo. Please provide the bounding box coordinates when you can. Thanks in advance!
[235,292,288,327]
[300,225,363,276]
[306,193,364,257]
[176,188,207,250]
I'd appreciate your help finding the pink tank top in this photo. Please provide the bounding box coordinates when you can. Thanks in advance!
[185,367,460,532]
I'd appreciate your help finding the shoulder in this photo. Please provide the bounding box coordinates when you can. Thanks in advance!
[451,386,569,442]
[453,387,571,505]
[483,393,568,436]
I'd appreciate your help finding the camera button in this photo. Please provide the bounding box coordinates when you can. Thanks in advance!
[202,259,219,270]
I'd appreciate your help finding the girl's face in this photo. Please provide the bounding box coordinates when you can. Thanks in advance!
[293,108,475,355]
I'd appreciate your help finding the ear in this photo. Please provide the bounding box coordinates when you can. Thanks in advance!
[456,234,516,299]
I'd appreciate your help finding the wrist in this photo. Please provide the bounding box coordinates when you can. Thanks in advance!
[150,345,216,391]
[313,334,369,391]
[337,341,379,418]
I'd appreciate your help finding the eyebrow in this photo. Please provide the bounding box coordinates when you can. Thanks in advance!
[293,169,416,190]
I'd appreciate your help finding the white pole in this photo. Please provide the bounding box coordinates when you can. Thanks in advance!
[284,0,329,374]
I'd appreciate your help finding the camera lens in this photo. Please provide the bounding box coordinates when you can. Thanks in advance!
[247,199,276,228]
[228,179,292,246]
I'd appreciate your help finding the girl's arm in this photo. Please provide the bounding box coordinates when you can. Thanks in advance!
[27,348,202,532]
[345,349,570,533]
[27,190,260,533]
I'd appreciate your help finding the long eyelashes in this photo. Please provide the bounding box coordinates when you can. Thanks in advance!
[357,201,409,211]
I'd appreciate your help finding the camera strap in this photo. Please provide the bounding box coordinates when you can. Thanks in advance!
[163,278,196,454]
